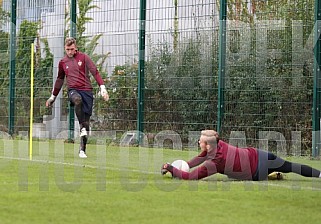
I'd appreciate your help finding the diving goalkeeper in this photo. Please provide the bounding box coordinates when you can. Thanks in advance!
[161,130,321,181]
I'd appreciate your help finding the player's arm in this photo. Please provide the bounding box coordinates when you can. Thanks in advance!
[187,150,207,168]
[46,61,65,107]
[85,54,104,85]
[162,160,218,180]
[85,55,109,101]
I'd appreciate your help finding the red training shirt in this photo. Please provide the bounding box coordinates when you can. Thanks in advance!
[172,140,258,180]
[52,51,104,96]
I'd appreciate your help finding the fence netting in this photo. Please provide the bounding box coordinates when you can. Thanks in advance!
[0,0,318,154]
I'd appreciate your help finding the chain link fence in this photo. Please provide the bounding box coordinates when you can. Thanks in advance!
[0,0,320,154]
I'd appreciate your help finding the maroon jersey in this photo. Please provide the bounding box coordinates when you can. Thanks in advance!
[52,51,104,96]
[172,140,258,180]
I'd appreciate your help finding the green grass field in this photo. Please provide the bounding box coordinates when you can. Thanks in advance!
[1,139,321,224]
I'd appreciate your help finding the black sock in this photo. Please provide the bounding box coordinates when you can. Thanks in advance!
[80,136,87,152]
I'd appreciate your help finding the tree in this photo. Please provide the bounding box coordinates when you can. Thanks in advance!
[13,20,54,126]
[0,1,10,97]
[14,20,39,128]
[0,26,9,127]
[216,0,315,152]
[0,4,9,28]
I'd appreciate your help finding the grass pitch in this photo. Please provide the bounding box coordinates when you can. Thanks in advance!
[1,139,321,224]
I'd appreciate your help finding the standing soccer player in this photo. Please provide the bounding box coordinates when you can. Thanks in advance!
[162,130,321,180]
[46,37,109,158]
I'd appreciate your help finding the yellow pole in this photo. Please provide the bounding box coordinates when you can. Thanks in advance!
[29,43,34,160]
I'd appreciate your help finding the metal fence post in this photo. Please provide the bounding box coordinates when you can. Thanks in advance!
[68,0,77,142]
[137,0,146,141]
[217,0,227,134]
[312,0,321,157]
[8,0,17,136]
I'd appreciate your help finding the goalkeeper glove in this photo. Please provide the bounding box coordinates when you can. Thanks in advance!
[161,163,174,175]
[46,94,56,107]
[99,85,109,101]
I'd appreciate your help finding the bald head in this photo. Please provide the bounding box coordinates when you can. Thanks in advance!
[200,130,219,146]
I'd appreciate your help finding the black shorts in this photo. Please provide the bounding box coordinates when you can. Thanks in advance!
[252,149,286,181]
[68,89,94,116]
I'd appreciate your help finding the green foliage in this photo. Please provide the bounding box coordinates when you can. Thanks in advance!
[34,38,53,92]
[0,0,9,127]
[93,63,138,131]
[84,33,111,79]
[76,0,100,48]
[0,30,9,94]
[33,38,54,122]
[172,40,218,133]
[14,20,54,126]
[14,20,39,128]
[209,0,315,152]
[16,20,39,84]
[0,30,9,126]
[143,36,219,137]
[0,5,9,27]
[0,0,317,152]
[144,42,175,131]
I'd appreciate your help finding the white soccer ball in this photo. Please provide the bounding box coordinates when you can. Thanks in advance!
[171,159,190,172]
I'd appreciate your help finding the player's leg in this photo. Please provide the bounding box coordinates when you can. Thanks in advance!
[268,153,321,178]
[68,90,88,158]
[79,92,94,157]
[68,90,85,124]
[79,113,90,154]
[252,150,269,181]
[270,160,321,178]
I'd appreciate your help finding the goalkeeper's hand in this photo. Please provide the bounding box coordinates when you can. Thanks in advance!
[161,163,173,175]
[46,94,56,107]
[99,85,109,101]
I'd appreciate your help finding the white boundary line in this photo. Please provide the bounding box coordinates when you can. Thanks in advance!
[0,156,158,174]
[1,156,321,191]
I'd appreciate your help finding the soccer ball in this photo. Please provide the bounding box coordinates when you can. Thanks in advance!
[164,159,190,178]
[171,159,190,172]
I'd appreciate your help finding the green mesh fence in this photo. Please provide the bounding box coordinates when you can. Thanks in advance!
[221,0,316,154]
[0,0,9,132]
[143,1,219,139]
[0,0,320,154]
